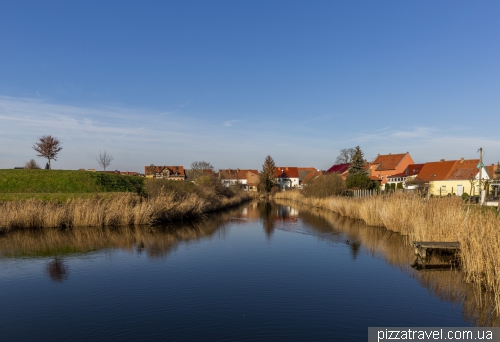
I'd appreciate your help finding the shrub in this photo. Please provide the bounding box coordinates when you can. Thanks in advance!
[303,173,345,198]
[461,192,469,201]
[345,173,373,190]
[397,182,404,189]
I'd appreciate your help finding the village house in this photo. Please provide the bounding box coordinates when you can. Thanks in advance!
[144,165,186,180]
[368,152,415,185]
[325,163,350,180]
[429,159,490,197]
[218,169,259,191]
[416,158,491,196]
[275,167,300,189]
[386,163,425,189]
[301,169,323,186]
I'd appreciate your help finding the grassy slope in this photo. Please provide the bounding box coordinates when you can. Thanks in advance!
[0,169,144,193]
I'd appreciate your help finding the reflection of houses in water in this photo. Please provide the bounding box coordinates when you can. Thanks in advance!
[273,205,299,232]
[227,202,263,223]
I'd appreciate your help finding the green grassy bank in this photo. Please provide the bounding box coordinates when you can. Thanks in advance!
[0,169,144,194]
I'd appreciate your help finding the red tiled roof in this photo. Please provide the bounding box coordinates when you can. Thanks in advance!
[219,169,258,180]
[302,170,323,184]
[372,153,409,171]
[325,163,350,174]
[275,167,299,179]
[388,164,425,178]
[485,164,499,179]
[417,160,457,182]
[445,159,479,180]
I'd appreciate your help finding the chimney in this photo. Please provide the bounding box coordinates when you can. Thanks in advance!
[460,157,464,163]
[440,159,445,162]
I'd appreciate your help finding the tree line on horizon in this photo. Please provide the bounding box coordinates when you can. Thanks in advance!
[24,134,379,196]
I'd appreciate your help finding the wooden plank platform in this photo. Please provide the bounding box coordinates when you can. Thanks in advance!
[413,242,460,250]
[412,241,460,269]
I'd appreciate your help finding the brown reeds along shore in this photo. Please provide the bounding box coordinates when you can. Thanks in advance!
[273,191,500,315]
[0,188,249,232]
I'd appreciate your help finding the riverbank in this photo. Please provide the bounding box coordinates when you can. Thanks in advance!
[0,186,249,232]
[273,190,500,313]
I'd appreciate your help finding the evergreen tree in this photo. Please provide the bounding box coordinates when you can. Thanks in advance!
[347,146,367,177]
[345,146,374,189]
[259,155,277,192]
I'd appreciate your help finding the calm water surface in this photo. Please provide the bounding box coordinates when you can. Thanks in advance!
[0,201,495,341]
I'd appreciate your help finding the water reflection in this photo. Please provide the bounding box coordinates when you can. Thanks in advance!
[274,199,500,327]
[0,200,498,326]
[46,256,68,283]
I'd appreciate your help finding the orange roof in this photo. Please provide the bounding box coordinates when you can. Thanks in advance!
[275,167,299,179]
[297,167,316,172]
[485,164,499,179]
[417,160,457,182]
[388,164,425,178]
[219,169,258,180]
[372,153,409,171]
[302,169,323,184]
[445,159,479,180]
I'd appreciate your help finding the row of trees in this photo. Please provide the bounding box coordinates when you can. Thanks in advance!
[25,135,114,171]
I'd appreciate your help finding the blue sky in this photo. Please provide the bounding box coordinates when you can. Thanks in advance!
[1,1,499,171]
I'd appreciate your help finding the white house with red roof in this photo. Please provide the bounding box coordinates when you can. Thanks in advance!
[219,169,259,191]
[275,167,300,189]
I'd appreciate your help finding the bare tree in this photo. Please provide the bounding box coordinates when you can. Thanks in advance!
[335,148,356,164]
[190,161,214,172]
[32,135,63,170]
[97,149,114,171]
[189,161,214,180]
[24,159,41,169]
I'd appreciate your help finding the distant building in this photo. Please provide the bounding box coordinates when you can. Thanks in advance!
[386,163,425,189]
[144,165,186,180]
[325,163,350,180]
[275,167,300,189]
[218,169,259,191]
[368,152,415,185]
[416,158,490,196]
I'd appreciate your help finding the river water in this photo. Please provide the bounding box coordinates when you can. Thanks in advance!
[0,201,496,341]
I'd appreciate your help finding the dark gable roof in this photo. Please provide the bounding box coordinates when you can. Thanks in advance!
[388,163,425,178]
[325,163,350,174]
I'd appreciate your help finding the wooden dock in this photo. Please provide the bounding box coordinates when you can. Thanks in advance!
[413,241,460,268]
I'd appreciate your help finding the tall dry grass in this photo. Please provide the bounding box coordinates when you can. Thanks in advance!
[274,191,500,314]
[0,189,249,232]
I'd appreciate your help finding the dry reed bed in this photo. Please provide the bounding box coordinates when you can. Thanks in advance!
[0,190,249,232]
[274,191,500,313]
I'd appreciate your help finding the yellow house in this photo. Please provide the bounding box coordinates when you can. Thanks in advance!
[418,158,488,196]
